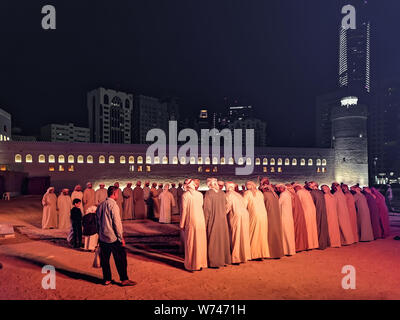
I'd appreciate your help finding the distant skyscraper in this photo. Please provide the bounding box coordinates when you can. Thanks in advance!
[339,0,371,97]
[0,108,11,142]
[227,105,253,123]
[87,88,133,144]
[40,123,90,143]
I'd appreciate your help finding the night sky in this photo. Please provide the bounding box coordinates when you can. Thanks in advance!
[0,0,398,147]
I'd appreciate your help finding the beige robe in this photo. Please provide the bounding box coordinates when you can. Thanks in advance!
[151,187,160,219]
[169,187,180,214]
[122,187,134,220]
[116,188,124,215]
[279,190,296,256]
[324,193,341,248]
[42,192,58,229]
[296,188,319,249]
[71,191,84,215]
[159,190,175,224]
[333,190,356,245]
[95,188,107,205]
[226,191,251,263]
[57,194,72,230]
[83,188,96,212]
[243,190,270,259]
[180,190,208,271]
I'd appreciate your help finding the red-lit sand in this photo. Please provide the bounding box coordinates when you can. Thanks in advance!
[0,196,399,300]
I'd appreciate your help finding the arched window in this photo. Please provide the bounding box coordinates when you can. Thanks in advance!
[322,159,327,166]
[190,157,196,165]
[198,157,203,165]
[26,154,33,163]
[99,155,106,164]
[238,158,244,165]
[205,157,211,165]
[49,155,55,163]
[129,156,135,164]
[212,157,218,165]
[87,155,93,164]
[263,158,268,165]
[246,158,252,165]
[146,156,152,164]
[300,158,306,166]
[308,159,313,166]
[316,159,322,166]
[292,158,297,166]
[77,155,84,163]
[180,157,186,165]
[277,158,283,166]
[137,156,143,164]
[154,156,160,164]
[228,157,234,165]
[120,156,126,164]
[68,155,75,163]
[255,158,261,165]
[220,157,226,165]
[285,158,290,166]
[162,156,168,164]
[109,155,115,164]
[103,94,109,104]
[270,158,276,166]
[15,154,22,163]
[38,154,46,163]
[172,156,178,164]
[58,155,65,163]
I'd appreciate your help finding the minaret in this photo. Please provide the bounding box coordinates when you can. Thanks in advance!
[331,96,369,186]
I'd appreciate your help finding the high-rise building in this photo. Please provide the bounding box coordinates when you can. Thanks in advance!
[132,95,168,144]
[339,0,371,99]
[87,88,133,144]
[227,105,254,123]
[227,118,267,147]
[40,123,90,143]
[0,108,11,142]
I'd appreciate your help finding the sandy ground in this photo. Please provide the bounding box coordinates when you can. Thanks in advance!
[0,196,399,300]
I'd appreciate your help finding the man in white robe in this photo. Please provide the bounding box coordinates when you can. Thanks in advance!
[83,182,96,212]
[294,183,319,250]
[122,183,134,220]
[225,182,251,264]
[95,183,107,205]
[57,188,72,230]
[143,181,151,217]
[159,184,176,224]
[180,179,208,271]
[169,183,179,215]
[114,182,124,215]
[42,187,58,229]
[276,184,296,256]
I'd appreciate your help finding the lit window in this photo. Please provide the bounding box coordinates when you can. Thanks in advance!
[162,156,168,164]
[212,166,218,173]
[15,154,22,163]
[292,158,297,166]
[129,156,135,164]
[198,157,203,165]
[316,159,322,166]
[228,157,234,165]
[172,157,178,164]
[68,165,74,172]
[271,167,275,173]
[0,135,2,141]
[317,167,321,173]
[212,157,218,165]
[300,159,306,166]
[138,165,143,172]
[277,158,283,166]
[263,167,267,173]
[129,165,135,172]
[237,158,243,165]
[278,167,282,173]
[38,154,46,163]
[205,167,211,173]
[99,156,106,164]
[221,157,226,165]
[109,155,115,164]
[198,166,203,172]
[59,165,65,172]
[246,158,252,165]
[205,157,211,165]
[137,156,143,164]
[308,159,313,166]
[58,155,65,163]
[26,154,33,163]
[255,158,261,165]
[322,159,327,166]
[68,155,75,163]
[180,157,186,165]
[270,158,275,166]
[146,166,151,172]
[322,168,327,173]
[263,158,268,165]
[154,157,160,164]
[77,155,84,163]
[0,165,6,171]
[146,156,151,164]
[120,156,126,164]
[87,155,93,164]
[49,166,55,172]
[285,158,290,166]
[190,157,196,165]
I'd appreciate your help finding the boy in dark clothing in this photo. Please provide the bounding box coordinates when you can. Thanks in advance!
[71,198,83,248]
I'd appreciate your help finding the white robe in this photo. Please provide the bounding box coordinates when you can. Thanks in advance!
[226,191,251,263]
[180,190,208,271]
[296,188,319,249]
[169,187,180,215]
[243,190,270,259]
[279,190,296,256]
[95,188,107,205]
[57,194,72,230]
[159,190,176,224]
[42,192,58,229]
[71,191,84,215]
[83,188,96,212]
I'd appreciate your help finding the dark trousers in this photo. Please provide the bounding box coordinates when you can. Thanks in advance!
[99,240,129,282]
[71,220,82,248]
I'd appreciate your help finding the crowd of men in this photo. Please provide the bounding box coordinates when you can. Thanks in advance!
[42,178,392,273]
